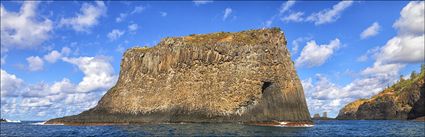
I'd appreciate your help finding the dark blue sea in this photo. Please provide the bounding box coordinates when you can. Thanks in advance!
[1,120,424,136]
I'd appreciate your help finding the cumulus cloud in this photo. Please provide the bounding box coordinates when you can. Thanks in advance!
[306,1,353,25]
[22,82,51,98]
[1,69,24,97]
[1,55,117,119]
[193,0,213,6]
[223,8,232,21]
[360,22,381,39]
[128,24,138,32]
[0,1,52,52]
[107,29,125,41]
[375,1,424,64]
[377,35,424,64]
[393,1,424,36]
[44,47,73,63]
[43,51,61,63]
[62,56,117,92]
[59,1,107,32]
[26,56,44,71]
[295,38,341,68]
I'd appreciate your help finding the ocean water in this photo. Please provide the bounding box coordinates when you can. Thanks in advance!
[1,120,424,136]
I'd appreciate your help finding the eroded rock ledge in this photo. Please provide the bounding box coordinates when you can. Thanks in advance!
[46,28,312,125]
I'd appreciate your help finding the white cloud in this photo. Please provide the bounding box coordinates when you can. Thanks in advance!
[160,11,168,17]
[360,22,381,39]
[107,29,125,41]
[193,0,213,6]
[43,47,72,63]
[279,1,296,14]
[62,56,117,92]
[115,13,128,23]
[301,78,313,94]
[306,1,353,25]
[223,8,232,21]
[36,111,46,117]
[64,92,100,107]
[26,56,44,71]
[281,12,304,22]
[43,50,61,63]
[375,1,424,64]
[59,1,107,32]
[0,1,52,52]
[393,1,424,36]
[1,55,6,65]
[116,5,145,23]
[61,47,71,56]
[263,1,296,27]
[264,19,274,28]
[1,69,24,97]
[50,78,75,94]
[376,35,424,64]
[291,36,312,55]
[22,82,51,97]
[361,62,404,77]
[131,5,145,14]
[21,98,52,107]
[356,54,368,62]
[310,74,344,100]
[128,24,138,32]
[295,38,340,68]
[2,55,117,119]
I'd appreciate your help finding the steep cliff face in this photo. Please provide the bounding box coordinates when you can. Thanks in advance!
[46,28,311,124]
[337,68,425,120]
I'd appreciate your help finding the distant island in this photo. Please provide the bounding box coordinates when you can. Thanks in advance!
[0,118,6,122]
[312,112,334,120]
[46,28,312,126]
[337,65,425,121]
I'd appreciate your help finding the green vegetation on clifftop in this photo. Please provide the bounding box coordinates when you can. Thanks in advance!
[337,65,425,120]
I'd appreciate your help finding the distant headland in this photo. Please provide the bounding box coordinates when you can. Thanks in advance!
[337,65,425,121]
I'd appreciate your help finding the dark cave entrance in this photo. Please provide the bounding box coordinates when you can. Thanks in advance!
[261,82,273,93]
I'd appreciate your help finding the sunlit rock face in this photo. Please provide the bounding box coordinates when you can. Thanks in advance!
[337,68,425,120]
[46,28,311,125]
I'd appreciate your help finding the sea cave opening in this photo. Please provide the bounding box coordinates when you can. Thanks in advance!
[261,81,273,94]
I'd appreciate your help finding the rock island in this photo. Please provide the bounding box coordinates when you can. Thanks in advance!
[46,28,312,125]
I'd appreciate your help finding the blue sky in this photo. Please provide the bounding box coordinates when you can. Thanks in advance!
[1,1,424,120]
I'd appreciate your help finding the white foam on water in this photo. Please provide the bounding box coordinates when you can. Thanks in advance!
[31,121,46,125]
[279,122,288,125]
[273,121,314,128]
[31,121,64,125]
[5,119,21,123]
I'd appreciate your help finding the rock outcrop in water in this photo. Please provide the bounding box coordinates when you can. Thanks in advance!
[46,28,311,125]
[337,66,425,120]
